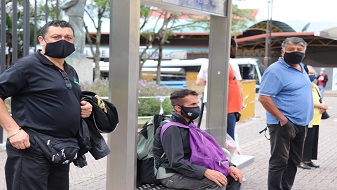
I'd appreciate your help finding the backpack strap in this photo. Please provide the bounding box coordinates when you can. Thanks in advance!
[160,122,190,140]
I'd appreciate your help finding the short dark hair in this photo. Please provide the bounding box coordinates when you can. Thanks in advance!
[170,89,198,106]
[40,20,75,38]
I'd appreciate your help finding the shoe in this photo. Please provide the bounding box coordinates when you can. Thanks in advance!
[307,162,320,168]
[298,163,311,169]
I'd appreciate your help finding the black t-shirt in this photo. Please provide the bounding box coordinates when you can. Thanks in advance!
[0,51,81,138]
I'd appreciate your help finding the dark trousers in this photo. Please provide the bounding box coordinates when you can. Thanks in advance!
[160,173,241,190]
[267,122,307,190]
[227,113,237,140]
[302,125,319,162]
[5,138,70,190]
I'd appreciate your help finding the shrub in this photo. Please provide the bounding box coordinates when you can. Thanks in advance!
[81,79,109,97]
[81,79,176,116]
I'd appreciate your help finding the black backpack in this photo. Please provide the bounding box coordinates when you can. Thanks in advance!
[136,114,170,186]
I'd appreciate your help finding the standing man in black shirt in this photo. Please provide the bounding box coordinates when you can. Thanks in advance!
[0,20,92,190]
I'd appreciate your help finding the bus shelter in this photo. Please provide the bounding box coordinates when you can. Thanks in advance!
[107,0,233,189]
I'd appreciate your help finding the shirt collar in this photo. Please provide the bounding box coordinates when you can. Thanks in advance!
[278,57,305,73]
[171,112,191,125]
[35,50,69,70]
[278,57,291,68]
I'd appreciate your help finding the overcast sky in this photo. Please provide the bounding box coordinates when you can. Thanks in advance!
[234,0,336,22]
[234,0,337,31]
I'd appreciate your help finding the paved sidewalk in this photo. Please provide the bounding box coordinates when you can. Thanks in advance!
[0,94,336,190]
[238,95,337,190]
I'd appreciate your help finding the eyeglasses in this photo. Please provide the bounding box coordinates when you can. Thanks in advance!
[58,69,72,90]
[259,126,270,140]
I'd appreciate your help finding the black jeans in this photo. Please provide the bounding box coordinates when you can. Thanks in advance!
[5,134,70,190]
[267,121,307,190]
[160,173,241,190]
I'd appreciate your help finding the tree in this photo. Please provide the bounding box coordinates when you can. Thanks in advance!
[231,4,255,36]
[84,0,109,80]
[3,0,62,68]
[139,7,209,84]
[138,5,255,84]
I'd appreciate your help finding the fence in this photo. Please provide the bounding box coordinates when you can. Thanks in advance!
[0,0,61,73]
[0,0,62,143]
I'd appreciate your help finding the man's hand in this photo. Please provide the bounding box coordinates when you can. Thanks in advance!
[204,169,228,187]
[80,100,92,118]
[279,117,288,126]
[229,166,243,183]
[8,127,30,149]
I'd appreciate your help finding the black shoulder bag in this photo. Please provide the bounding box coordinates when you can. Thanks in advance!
[315,87,329,119]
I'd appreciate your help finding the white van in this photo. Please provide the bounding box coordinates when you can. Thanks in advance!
[231,58,264,92]
[141,58,264,91]
[97,58,264,91]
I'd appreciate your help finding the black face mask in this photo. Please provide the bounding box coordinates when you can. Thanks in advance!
[283,52,305,65]
[180,106,200,121]
[44,40,75,58]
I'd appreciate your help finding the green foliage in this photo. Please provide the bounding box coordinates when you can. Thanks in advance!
[138,80,175,116]
[81,79,110,97]
[140,5,151,18]
[138,98,172,116]
[86,0,110,19]
[80,79,176,116]
[232,4,256,35]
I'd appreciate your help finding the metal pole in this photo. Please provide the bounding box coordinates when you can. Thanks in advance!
[268,0,273,66]
[56,0,59,20]
[0,0,6,73]
[107,0,140,189]
[23,0,30,56]
[206,0,232,145]
[0,0,6,144]
[263,0,272,70]
[34,0,37,51]
[12,0,18,62]
[45,0,49,23]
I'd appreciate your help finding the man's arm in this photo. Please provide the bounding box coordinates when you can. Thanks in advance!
[196,77,206,86]
[228,166,243,183]
[203,165,243,187]
[324,75,328,82]
[204,169,228,187]
[0,99,30,149]
[258,94,288,126]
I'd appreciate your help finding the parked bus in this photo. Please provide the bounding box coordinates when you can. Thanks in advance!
[141,58,264,92]
[98,58,264,92]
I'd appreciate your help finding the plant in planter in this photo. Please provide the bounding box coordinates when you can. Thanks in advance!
[81,79,177,116]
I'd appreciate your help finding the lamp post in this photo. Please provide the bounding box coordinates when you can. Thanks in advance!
[264,0,273,70]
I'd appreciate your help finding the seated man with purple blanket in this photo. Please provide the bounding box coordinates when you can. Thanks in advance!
[153,89,242,190]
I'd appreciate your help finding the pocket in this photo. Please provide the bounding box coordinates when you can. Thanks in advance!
[33,133,80,164]
[280,121,296,138]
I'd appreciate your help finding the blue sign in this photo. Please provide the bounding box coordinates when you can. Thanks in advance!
[142,0,226,16]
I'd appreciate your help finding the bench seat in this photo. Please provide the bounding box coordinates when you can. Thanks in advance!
[136,184,173,190]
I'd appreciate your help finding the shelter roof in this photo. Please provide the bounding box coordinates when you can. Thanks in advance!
[236,20,337,51]
[237,20,295,38]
